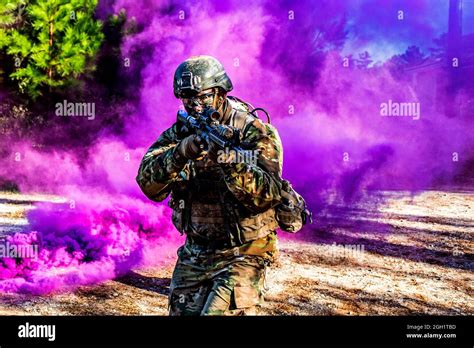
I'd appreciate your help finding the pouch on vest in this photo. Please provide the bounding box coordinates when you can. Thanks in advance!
[275,179,312,233]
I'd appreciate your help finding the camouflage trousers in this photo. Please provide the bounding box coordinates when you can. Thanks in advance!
[168,239,272,316]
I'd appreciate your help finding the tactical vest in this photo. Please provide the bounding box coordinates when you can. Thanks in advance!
[168,100,279,249]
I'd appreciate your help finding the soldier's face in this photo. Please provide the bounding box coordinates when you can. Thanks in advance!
[181,88,215,115]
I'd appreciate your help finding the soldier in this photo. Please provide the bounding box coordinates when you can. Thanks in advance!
[136,55,283,315]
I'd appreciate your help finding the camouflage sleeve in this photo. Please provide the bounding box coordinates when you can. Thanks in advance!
[136,123,186,202]
[221,118,283,212]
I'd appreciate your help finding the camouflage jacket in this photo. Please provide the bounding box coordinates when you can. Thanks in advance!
[136,98,283,251]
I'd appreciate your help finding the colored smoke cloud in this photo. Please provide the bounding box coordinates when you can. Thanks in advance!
[0,188,183,294]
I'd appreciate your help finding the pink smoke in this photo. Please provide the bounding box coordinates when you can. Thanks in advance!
[0,142,183,294]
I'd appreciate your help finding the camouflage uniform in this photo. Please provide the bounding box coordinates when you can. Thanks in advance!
[136,58,283,316]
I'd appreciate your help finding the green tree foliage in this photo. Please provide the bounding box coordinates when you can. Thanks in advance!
[0,0,104,98]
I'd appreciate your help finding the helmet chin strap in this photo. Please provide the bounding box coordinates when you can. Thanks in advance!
[212,88,219,110]
[211,88,228,123]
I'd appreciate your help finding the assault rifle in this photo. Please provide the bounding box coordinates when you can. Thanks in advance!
[177,108,244,153]
[178,108,312,230]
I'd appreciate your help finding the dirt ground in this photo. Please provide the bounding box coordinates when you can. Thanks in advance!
[0,189,472,315]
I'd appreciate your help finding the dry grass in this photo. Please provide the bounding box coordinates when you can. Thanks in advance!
[0,190,472,315]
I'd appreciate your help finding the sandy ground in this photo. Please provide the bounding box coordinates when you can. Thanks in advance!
[0,190,472,315]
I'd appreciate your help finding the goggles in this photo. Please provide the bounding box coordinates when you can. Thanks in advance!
[181,91,215,109]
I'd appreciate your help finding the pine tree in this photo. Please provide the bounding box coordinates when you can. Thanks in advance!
[0,0,104,98]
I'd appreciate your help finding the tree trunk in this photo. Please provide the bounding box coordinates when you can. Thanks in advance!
[48,21,53,79]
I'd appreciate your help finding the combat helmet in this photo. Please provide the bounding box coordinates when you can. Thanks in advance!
[173,56,233,98]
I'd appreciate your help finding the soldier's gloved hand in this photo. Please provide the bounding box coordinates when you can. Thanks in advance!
[207,125,237,165]
[175,134,205,161]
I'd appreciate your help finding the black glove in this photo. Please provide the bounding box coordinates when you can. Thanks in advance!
[175,134,205,161]
[207,125,238,164]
